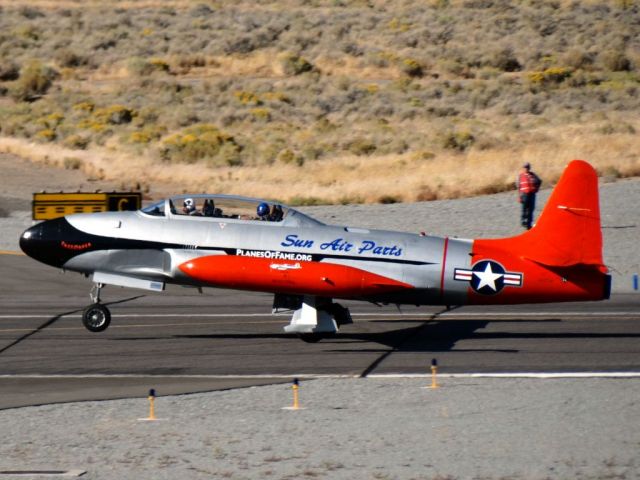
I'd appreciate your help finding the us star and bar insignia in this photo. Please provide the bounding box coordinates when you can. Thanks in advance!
[454,260,523,295]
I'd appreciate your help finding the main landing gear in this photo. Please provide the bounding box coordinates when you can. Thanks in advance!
[281,295,353,343]
[82,283,111,332]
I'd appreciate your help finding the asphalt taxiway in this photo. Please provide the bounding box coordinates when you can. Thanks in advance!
[1,254,640,409]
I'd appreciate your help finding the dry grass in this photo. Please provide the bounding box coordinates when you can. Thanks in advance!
[2,113,638,204]
[0,1,639,204]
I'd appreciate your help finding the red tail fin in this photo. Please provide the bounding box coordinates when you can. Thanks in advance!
[523,159,603,268]
[481,160,605,269]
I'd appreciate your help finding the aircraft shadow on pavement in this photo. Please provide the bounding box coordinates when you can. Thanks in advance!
[128,319,511,353]
[109,315,640,354]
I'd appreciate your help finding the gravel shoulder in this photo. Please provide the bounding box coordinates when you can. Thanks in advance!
[0,377,638,479]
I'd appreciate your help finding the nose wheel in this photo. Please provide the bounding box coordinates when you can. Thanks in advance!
[82,283,111,332]
[82,303,111,332]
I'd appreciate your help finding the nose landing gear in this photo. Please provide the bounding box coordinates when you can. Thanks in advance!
[82,283,111,332]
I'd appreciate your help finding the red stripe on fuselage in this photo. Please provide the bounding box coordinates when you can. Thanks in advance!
[439,237,449,303]
[178,255,413,298]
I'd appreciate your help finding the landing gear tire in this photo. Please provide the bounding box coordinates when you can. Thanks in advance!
[298,333,323,343]
[82,303,111,332]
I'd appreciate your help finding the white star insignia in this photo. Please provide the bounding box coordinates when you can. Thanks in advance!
[473,262,503,291]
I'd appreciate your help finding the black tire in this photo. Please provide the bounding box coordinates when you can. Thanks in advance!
[82,303,111,332]
[298,333,323,343]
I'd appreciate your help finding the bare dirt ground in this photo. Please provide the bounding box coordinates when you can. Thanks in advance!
[0,153,118,213]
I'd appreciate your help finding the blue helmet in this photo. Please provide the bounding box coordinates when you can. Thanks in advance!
[257,202,270,217]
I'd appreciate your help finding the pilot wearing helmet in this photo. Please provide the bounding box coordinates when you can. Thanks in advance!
[257,202,270,221]
[183,198,201,216]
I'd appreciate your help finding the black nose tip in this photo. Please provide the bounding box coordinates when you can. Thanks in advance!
[19,223,43,258]
[19,219,65,267]
[20,217,96,268]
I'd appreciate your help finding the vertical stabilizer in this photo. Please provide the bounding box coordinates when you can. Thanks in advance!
[479,160,605,269]
[524,159,604,267]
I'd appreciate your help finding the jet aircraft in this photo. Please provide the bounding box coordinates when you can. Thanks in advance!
[20,160,610,341]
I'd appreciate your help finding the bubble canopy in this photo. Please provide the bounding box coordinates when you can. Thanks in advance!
[140,194,324,228]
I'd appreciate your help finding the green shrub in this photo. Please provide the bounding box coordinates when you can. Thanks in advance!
[73,101,95,114]
[378,195,400,204]
[250,107,271,121]
[599,50,631,72]
[563,49,593,70]
[55,50,87,68]
[129,125,167,144]
[277,148,304,166]
[217,142,243,167]
[37,112,64,129]
[0,61,20,81]
[160,123,242,165]
[488,48,521,72]
[411,150,436,161]
[19,6,44,19]
[14,25,40,42]
[149,58,171,73]
[63,157,83,170]
[338,195,364,205]
[261,91,291,104]
[93,105,135,125]
[441,130,475,151]
[401,58,424,78]
[302,145,323,161]
[35,129,56,142]
[527,67,572,85]
[388,18,412,32]
[173,54,206,73]
[10,60,58,101]
[279,53,314,75]
[614,0,634,9]
[127,57,164,77]
[346,138,377,156]
[63,134,90,150]
[234,91,262,106]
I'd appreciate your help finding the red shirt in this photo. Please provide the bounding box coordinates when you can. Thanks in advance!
[518,172,540,194]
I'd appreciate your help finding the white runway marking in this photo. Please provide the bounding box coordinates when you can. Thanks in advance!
[1,373,639,379]
[1,311,639,320]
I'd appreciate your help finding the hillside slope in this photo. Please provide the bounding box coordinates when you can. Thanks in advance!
[0,0,639,203]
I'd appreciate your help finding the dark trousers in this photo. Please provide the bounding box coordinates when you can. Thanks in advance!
[520,193,536,229]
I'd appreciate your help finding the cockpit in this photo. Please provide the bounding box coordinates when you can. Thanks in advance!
[140,194,324,228]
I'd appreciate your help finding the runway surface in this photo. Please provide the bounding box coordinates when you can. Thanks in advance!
[1,254,640,409]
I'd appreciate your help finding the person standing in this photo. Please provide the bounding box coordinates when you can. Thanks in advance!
[517,162,542,229]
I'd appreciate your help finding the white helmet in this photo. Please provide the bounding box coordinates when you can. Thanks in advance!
[183,198,195,213]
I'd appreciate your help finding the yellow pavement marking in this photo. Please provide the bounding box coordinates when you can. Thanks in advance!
[0,250,24,256]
